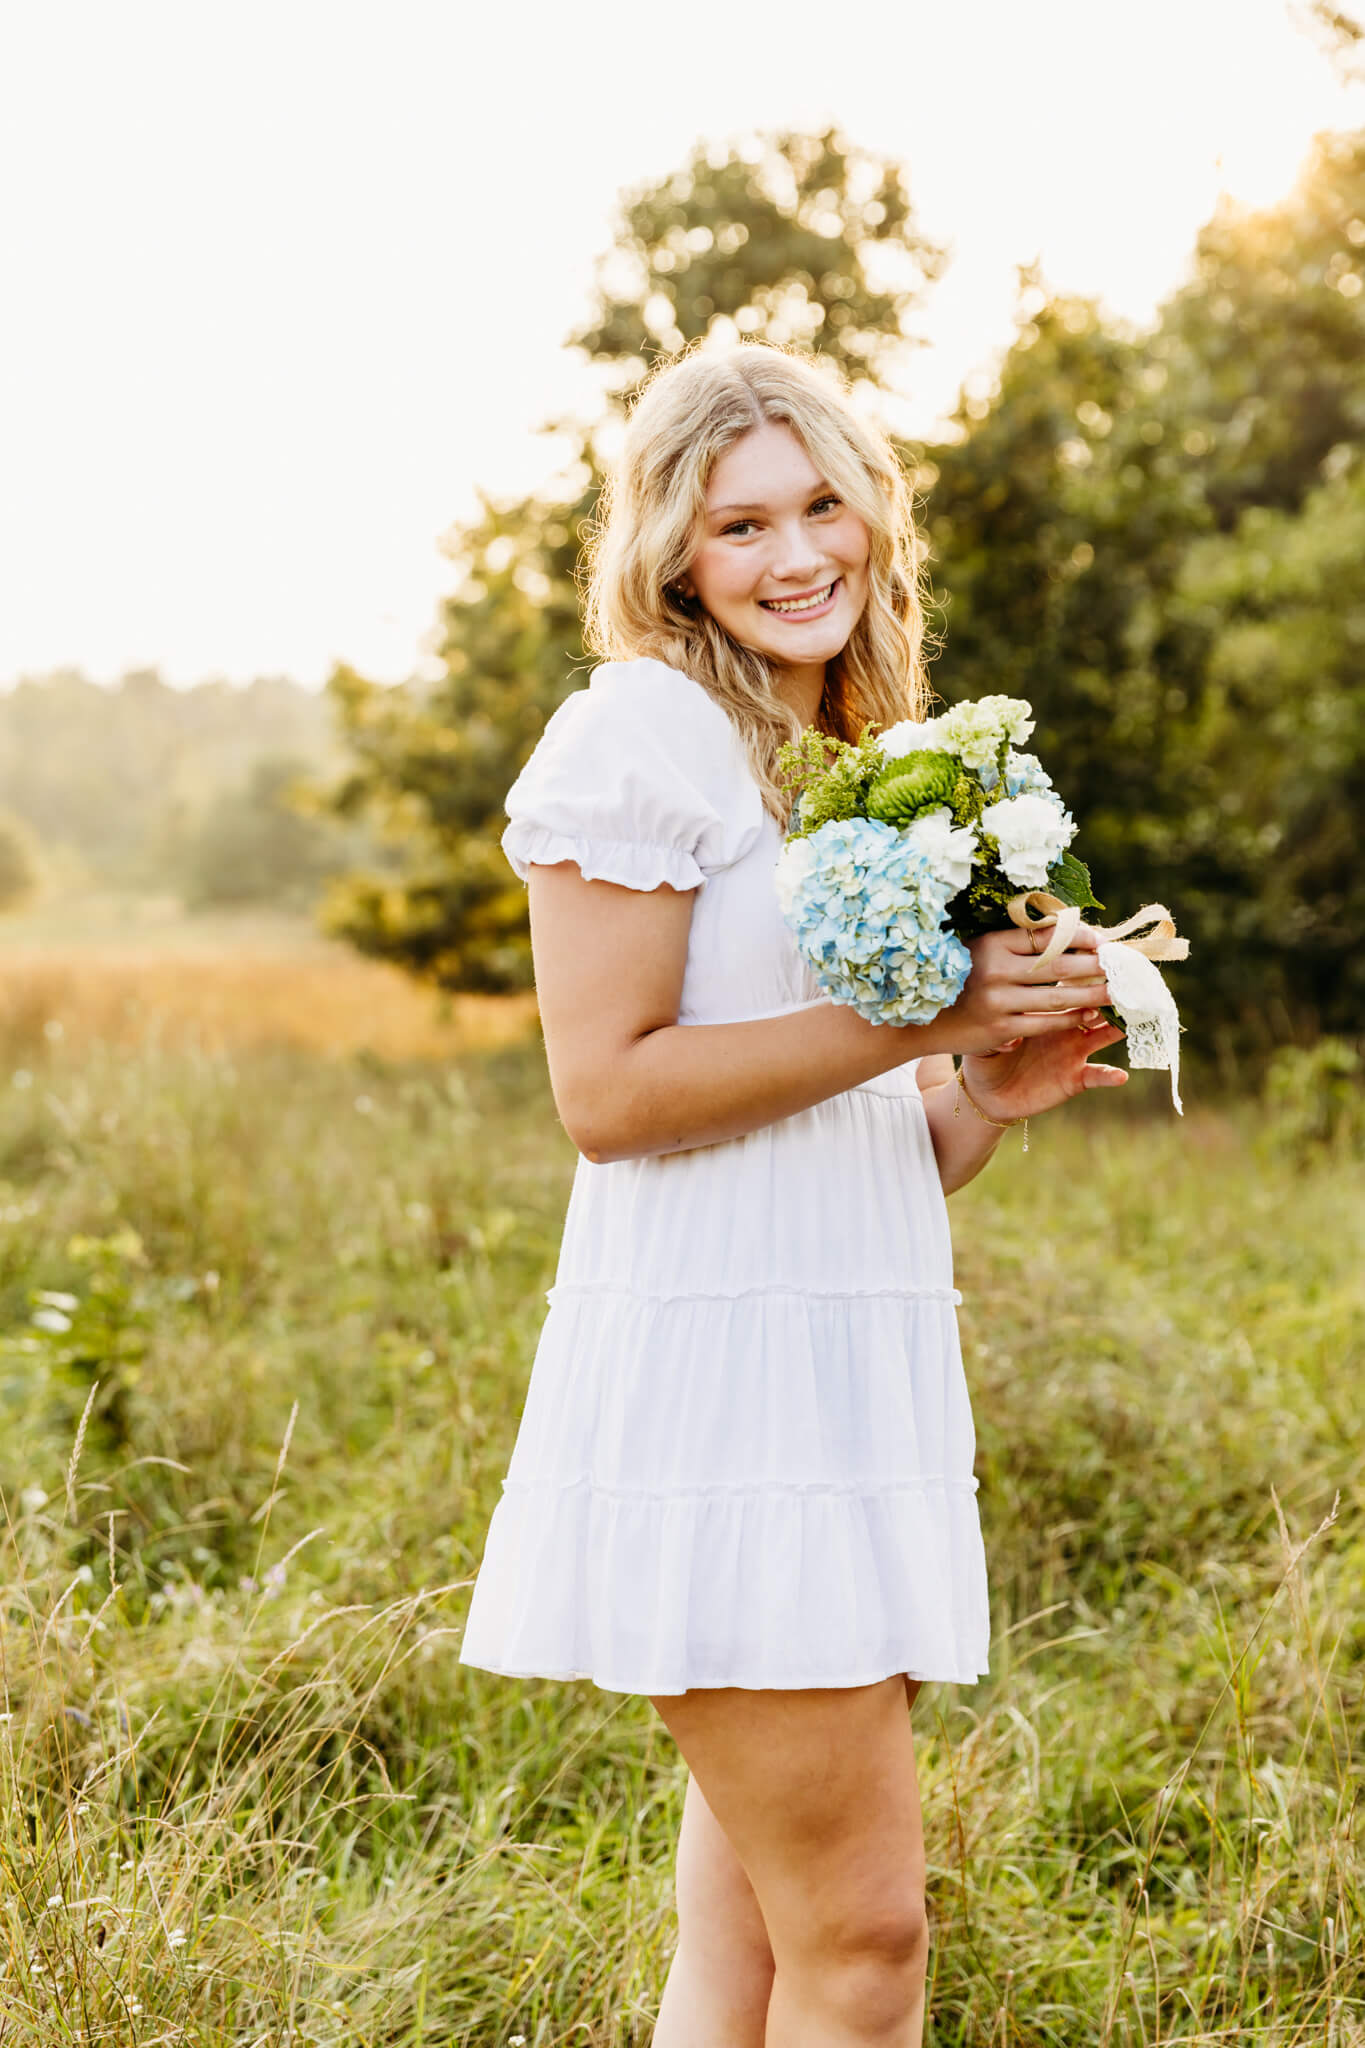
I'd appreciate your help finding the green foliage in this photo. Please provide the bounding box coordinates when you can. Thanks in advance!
[0,668,340,892]
[1261,1035,1365,1165]
[568,125,944,394]
[1045,848,1103,911]
[1153,130,1365,527]
[951,841,1021,940]
[923,133,1365,1050]
[321,126,941,990]
[319,121,1365,1049]
[8,1229,151,1455]
[178,753,357,912]
[0,1028,1360,2037]
[946,768,982,830]
[318,649,563,991]
[1152,459,1365,1040]
[865,749,959,826]
[775,721,886,836]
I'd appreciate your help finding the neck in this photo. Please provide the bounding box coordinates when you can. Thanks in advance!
[771,662,827,730]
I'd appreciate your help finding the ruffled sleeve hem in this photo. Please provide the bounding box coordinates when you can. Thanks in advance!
[502,822,708,894]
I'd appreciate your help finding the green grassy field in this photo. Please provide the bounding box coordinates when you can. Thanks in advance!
[0,999,1361,2044]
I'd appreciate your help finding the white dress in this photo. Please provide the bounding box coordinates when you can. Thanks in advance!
[457,656,991,1696]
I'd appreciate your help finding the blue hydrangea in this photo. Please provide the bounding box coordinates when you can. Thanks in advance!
[774,815,973,1026]
[1003,749,1056,800]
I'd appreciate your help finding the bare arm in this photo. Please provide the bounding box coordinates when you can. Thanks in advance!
[526,860,1113,1163]
[913,1055,1007,1196]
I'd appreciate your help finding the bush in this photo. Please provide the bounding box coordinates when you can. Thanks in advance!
[1261,1035,1365,1166]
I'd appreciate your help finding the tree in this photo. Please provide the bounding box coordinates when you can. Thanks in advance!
[0,667,337,889]
[918,277,1220,980]
[1150,458,1365,1043]
[920,130,1365,1048]
[179,755,355,913]
[320,126,943,990]
[1149,129,1365,526]
[323,119,1365,1050]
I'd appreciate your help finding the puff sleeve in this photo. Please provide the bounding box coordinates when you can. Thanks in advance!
[501,658,763,893]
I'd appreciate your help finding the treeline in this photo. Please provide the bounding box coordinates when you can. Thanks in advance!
[0,669,372,909]
[317,121,1365,1060]
[9,105,1362,1058]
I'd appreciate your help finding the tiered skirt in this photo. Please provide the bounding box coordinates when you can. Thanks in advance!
[458,1063,991,1695]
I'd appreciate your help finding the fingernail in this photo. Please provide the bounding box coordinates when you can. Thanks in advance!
[1082,1009,1099,1023]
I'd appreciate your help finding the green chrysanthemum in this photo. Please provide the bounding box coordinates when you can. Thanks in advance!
[865,750,960,828]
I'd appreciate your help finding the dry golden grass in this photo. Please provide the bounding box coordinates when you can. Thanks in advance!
[0,907,538,1061]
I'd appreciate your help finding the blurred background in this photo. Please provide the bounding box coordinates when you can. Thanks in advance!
[1,5,1364,2039]
[2,0,1363,1080]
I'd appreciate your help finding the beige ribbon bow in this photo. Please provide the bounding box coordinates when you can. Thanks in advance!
[1006,893,1191,1113]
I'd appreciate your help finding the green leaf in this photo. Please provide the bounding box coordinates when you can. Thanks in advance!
[1045,850,1104,912]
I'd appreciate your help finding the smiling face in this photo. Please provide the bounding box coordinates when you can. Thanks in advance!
[676,419,872,722]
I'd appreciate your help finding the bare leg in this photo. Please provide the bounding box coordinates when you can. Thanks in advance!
[650,1677,928,2048]
[652,1768,775,2046]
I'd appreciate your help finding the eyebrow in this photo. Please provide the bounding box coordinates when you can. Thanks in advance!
[708,486,834,516]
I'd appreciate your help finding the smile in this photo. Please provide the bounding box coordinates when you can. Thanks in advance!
[759,578,840,617]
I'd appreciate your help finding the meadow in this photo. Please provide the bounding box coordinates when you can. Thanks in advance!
[0,925,1361,2045]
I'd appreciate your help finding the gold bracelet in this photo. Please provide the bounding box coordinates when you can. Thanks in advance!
[953,1063,1030,1154]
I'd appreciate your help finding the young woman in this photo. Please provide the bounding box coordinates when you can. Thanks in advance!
[458,340,1127,2046]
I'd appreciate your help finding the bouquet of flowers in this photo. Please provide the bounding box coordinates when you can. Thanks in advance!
[773,694,1189,1108]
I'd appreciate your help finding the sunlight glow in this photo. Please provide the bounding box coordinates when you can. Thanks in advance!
[0,0,1361,687]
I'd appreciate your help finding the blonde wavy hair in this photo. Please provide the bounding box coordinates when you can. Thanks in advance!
[582,338,936,823]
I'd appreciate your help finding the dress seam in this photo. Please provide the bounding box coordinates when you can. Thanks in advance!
[500,1471,981,1502]
[546,1282,962,1306]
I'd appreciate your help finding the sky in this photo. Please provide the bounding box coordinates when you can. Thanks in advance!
[1,0,1362,692]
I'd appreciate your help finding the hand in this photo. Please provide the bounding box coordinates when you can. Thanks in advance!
[960,1014,1129,1124]
[938,924,1114,1059]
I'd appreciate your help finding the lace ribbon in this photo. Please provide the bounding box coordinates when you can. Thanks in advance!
[1005,894,1190,1113]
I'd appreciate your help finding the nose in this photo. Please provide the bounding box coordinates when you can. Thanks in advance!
[769,516,825,584]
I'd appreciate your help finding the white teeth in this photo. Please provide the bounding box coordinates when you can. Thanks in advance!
[763,581,835,614]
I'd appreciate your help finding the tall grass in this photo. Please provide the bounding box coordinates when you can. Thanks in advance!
[0,961,1360,2043]
[0,899,537,1060]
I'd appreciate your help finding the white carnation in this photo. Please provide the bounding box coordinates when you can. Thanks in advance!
[979,792,1076,889]
[876,718,945,760]
[936,695,1037,771]
[901,807,978,896]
